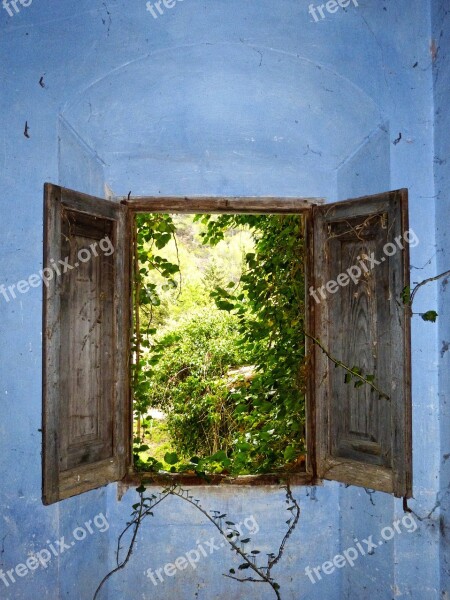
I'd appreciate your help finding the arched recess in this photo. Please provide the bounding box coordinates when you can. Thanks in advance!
[59,43,389,201]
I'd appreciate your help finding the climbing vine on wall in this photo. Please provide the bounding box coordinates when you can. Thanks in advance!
[93,480,300,600]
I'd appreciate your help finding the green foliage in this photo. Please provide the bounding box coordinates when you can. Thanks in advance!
[421,310,438,322]
[196,214,307,473]
[132,213,181,426]
[401,285,411,305]
[202,259,226,292]
[133,213,307,475]
[147,309,249,459]
[402,283,439,323]
[344,366,374,388]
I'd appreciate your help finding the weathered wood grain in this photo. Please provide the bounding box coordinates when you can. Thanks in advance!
[122,196,323,214]
[306,189,412,498]
[42,183,131,504]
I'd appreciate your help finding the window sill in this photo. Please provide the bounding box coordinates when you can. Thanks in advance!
[118,467,316,499]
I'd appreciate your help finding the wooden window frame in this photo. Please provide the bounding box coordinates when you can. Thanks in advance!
[43,185,412,503]
[118,195,323,491]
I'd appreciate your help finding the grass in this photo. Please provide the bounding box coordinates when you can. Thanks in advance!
[144,418,173,463]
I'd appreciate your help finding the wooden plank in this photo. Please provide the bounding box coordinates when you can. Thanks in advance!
[318,458,393,493]
[121,196,324,214]
[307,189,412,498]
[327,215,391,468]
[305,212,317,480]
[42,184,62,505]
[59,459,120,500]
[59,186,126,219]
[59,211,115,471]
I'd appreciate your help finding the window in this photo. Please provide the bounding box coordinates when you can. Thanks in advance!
[42,184,411,504]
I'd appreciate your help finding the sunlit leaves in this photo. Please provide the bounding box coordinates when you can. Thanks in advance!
[401,285,411,305]
[133,213,307,475]
[164,452,179,465]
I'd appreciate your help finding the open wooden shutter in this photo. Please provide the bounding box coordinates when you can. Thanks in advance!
[306,189,412,498]
[43,184,131,504]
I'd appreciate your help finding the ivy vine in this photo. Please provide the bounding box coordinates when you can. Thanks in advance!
[93,481,300,600]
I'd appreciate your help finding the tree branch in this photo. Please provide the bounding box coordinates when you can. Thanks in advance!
[267,483,300,573]
[409,269,450,306]
[93,487,174,600]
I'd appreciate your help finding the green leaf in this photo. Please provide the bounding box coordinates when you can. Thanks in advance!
[216,301,235,312]
[163,263,180,274]
[421,310,438,322]
[283,445,296,462]
[155,233,172,249]
[164,452,179,465]
[209,450,229,462]
[344,373,352,384]
[401,286,411,305]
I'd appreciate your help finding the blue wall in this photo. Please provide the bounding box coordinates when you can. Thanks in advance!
[0,1,445,598]
[432,0,450,596]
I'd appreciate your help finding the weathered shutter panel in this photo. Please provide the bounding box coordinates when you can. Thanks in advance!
[306,189,412,498]
[43,184,131,504]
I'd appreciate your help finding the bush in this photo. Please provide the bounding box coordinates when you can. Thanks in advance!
[145,308,250,458]
[133,214,307,475]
